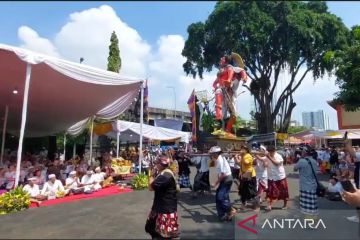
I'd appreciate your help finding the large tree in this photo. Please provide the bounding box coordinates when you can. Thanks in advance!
[182,1,349,133]
[331,26,360,111]
[107,31,121,73]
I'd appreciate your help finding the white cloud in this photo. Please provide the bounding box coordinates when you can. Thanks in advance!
[54,5,151,77]
[18,26,60,57]
[147,34,219,112]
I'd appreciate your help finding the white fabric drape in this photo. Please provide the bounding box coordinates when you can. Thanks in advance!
[111,120,190,143]
[67,118,91,136]
[0,44,142,85]
[0,44,143,138]
[94,90,140,120]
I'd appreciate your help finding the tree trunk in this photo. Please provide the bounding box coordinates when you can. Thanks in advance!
[257,95,275,134]
[279,98,296,133]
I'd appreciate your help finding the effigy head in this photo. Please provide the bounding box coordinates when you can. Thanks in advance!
[219,55,232,67]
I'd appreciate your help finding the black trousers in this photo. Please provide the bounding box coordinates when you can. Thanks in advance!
[193,171,210,192]
[355,162,360,189]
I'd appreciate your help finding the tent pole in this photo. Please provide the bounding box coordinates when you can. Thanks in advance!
[63,134,66,161]
[15,63,32,188]
[274,132,277,149]
[139,82,144,174]
[116,132,120,158]
[0,105,9,166]
[73,143,76,158]
[90,117,94,166]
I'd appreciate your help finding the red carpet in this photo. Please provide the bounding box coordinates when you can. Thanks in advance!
[30,186,133,208]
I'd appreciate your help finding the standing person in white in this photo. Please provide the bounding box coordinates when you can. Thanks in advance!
[265,146,289,211]
[209,146,236,221]
[254,145,268,203]
[191,151,211,196]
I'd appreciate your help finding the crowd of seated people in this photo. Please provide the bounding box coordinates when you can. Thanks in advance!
[0,149,115,206]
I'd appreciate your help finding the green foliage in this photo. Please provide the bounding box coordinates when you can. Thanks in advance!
[201,113,216,133]
[107,31,121,73]
[332,26,360,111]
[182,1,349,133]
[57,130,88,150]
[287,126,310,134]
[131,174,149,190]
[0,187,31,214]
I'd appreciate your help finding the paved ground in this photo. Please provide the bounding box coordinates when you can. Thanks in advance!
[0,166,358,239]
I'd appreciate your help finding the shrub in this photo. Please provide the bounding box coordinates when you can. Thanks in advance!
[0,187,31,214]
[131,174,149,190]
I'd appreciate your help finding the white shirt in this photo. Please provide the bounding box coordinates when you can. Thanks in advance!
[92,172,105,183]
[339,151,345,161]
[322,152,330,162]
[81,175,95,185]
[41,180,65,195]
[215,155,232,177]
[66,177,80,189]
[328,182,343,193]
[227,157,235,168]
[355,152,360,163]
[256,156,268,179]
[23,184,40,197]
[317,150,324,160]
[191,155,210,173]
[267,152,286,181]
[65,165,75,174]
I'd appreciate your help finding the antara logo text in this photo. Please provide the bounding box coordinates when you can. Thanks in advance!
[237,214,327,235]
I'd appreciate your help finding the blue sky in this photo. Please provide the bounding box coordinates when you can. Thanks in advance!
[1,1,359,130]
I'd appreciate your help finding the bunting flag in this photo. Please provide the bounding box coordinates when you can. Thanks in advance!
[187,89,197,142]
[143,79,149,124]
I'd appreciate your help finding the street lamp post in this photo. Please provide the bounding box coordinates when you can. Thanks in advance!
[166,86,176,119]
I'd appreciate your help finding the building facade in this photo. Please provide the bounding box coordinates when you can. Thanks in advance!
[328,101,360,130]
[302,110,330,130]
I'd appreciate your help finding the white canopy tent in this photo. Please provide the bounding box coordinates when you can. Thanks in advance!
[94,120,190,159]
[310,129,360,139]
[0,44,144,186]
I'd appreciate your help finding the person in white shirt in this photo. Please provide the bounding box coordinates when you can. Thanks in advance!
[41,174,67,199]
[92,167,105,190]
[321,148,331,173]
[254,145,268,203]
[65,171,84,194]
[265,146,289,211]
[327,177,343,201]
[191,153,211,196]
[81,170,97,193]
[209,146,236,222]
[23,177,47,205]
[228,154,240,186]
[4,164,16,191]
